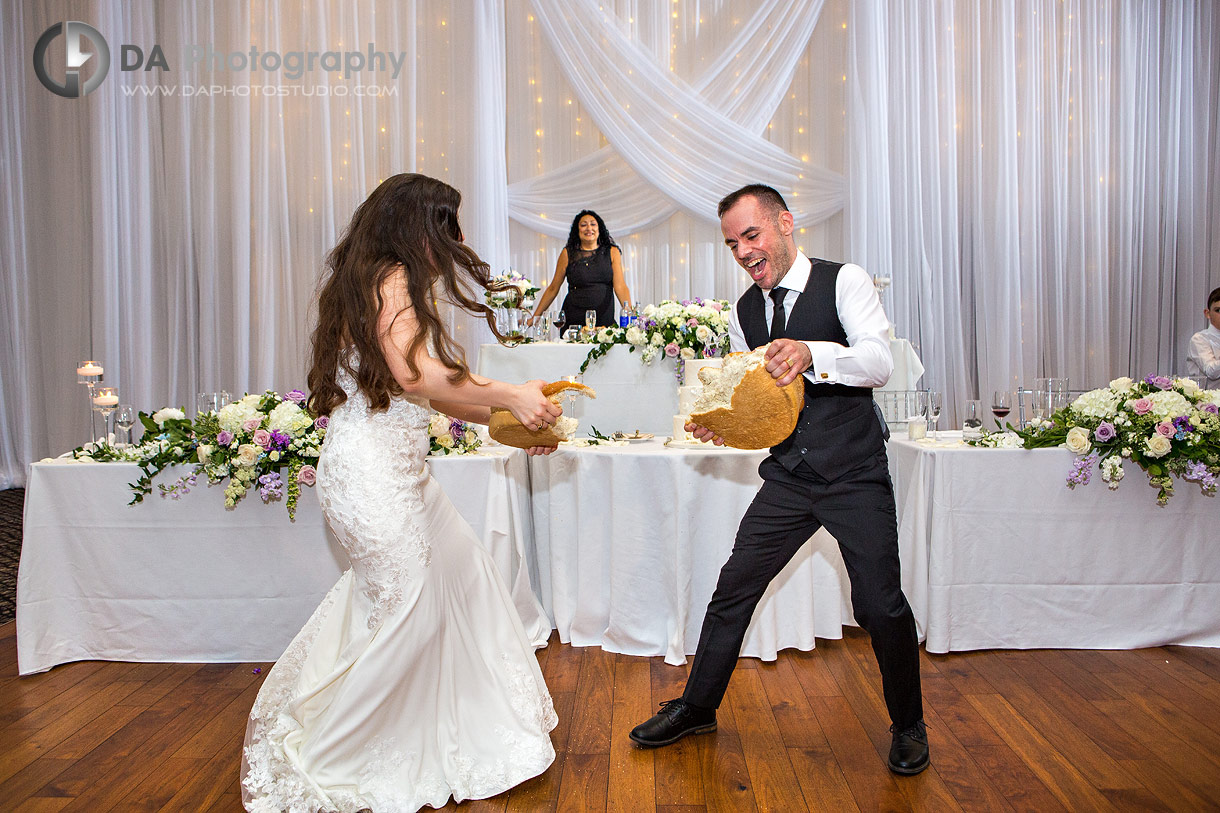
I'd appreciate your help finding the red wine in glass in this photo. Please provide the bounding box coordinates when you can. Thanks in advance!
[991,406,1010,420]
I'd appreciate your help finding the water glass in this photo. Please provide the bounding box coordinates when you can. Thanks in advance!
[962,399,983,439]
[1048,378,1070,411]
[115,404,137,446]
[585,309,597,330]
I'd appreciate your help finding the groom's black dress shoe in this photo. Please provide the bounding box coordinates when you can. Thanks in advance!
[629,699,717,747]
[888,720,930,775]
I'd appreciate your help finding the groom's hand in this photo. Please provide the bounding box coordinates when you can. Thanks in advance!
[686,421,725,446]
[765,339,812,387]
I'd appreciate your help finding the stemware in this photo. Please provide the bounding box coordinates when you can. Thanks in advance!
[991,390,1012,430]
[114,404,137,446]
[927,390,943,439]
[584,309,597,331]
[92,387,119,442]
[1048,378,1070,412]
[1029,388,1048,423]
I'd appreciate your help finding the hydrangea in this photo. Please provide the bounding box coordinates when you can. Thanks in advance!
[268,400,314,437]
[1070,388,1121,420]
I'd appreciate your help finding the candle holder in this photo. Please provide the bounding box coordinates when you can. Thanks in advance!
[77,360,104,444]
[92,387,119,444]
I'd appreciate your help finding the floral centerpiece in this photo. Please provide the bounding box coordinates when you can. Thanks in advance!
[428,413,483,456]
[974,376,1220,505]
[576,298,732,373]
[69,389,327,520]
[484,270,540,309]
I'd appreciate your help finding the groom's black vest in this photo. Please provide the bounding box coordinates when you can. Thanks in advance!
[738,259,885,480]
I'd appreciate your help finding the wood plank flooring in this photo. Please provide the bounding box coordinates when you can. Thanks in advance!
[3,620,1220,811]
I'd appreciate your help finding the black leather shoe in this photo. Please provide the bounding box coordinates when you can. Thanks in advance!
[629,698,717,748]
[888,720,930,774]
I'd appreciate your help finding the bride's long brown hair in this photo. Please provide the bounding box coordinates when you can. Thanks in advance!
[307,174,510,416]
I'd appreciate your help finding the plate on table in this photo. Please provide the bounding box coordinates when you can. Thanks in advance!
[612,431,654,443]
[664,438,730,450]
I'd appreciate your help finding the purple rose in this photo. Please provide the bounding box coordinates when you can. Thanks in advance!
[216,430,234,446]
[285,389,307,404]
[253,429,272,448]
[1093,422,1116,442]
[1146,373,1176,390]
[297,464,317,486]
[314,415,329,429]
[1132,398,1152,415]
[664,342,680,358]
[1154,421,1175,438]
[1202,403,1219,415]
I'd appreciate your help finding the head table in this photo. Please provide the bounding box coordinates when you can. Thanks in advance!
[17,429,1219,674]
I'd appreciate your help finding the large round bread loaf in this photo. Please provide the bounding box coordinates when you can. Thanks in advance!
[487,380,596,449]
[688,349,803,449]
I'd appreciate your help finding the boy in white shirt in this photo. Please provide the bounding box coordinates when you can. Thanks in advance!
[1186,286,1220,388]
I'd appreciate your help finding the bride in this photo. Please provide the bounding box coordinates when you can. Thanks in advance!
[241,174,563,812]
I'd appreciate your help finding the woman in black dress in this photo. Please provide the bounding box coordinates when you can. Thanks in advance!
[529,210,633,332]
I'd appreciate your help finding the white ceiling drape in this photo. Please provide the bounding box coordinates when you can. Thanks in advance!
[1,0,1217,487]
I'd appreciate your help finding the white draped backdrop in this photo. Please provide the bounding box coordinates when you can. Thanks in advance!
[1,0,1217,487]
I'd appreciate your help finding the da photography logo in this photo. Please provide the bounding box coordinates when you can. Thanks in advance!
[33,21,111,98]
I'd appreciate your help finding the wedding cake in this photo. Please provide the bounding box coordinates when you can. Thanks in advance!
[672,358,723,441]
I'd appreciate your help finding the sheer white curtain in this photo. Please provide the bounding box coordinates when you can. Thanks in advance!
[3,0,1218,486]
[847,0,1220,421]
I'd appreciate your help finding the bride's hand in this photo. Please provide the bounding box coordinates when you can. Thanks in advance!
[507,380,562,431]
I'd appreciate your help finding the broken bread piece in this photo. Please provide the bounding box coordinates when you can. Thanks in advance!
[688,347,803,449]
[488,380,598,448]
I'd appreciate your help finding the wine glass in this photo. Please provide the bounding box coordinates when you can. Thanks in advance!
[114,404,137,446]
[991,390,1012,430]
[926,391,943,439]
[1048,378,1070,412]
[92,387,119,442]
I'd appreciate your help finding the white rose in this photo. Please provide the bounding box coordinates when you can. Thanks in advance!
[196,444,214,464]
[437,433,455,449]
[596,328,613,344]
[695,325,712,343]
[429,413,450,437]
[1064,426,1092,454]
[650,333,665,346]
[1109,377,1135,393]
[152,407,186,427]
[1176,377,1201,396]
[236,444,261,466]
[680,347,696,359]
[1144,434,1172,458]
[626,326,646,346]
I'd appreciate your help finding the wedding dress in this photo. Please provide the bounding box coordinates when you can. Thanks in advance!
[241,363,557,812]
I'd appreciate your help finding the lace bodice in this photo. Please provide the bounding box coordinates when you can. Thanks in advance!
[315,364,434,628]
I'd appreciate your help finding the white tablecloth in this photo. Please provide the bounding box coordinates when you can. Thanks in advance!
[527,439,854,665]
[890,435,1220,652]
[477,339,922,436]
[16,449,547,674]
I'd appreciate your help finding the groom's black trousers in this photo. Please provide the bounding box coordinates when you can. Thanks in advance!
[682,450,923,728]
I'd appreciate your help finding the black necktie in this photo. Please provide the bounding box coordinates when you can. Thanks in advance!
[769,287,787,341]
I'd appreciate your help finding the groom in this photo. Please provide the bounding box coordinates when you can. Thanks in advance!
[629,184,928,775]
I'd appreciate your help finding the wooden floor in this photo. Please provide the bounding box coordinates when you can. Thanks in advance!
[3,621,1220,812]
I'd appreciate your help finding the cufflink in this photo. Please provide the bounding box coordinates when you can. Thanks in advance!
[820,372,829,379]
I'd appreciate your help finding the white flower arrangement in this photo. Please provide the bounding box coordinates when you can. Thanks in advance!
[575,298,732,373]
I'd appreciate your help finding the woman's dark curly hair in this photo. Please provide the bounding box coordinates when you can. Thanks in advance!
[563,209,617,257]
[307,174,512,416]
